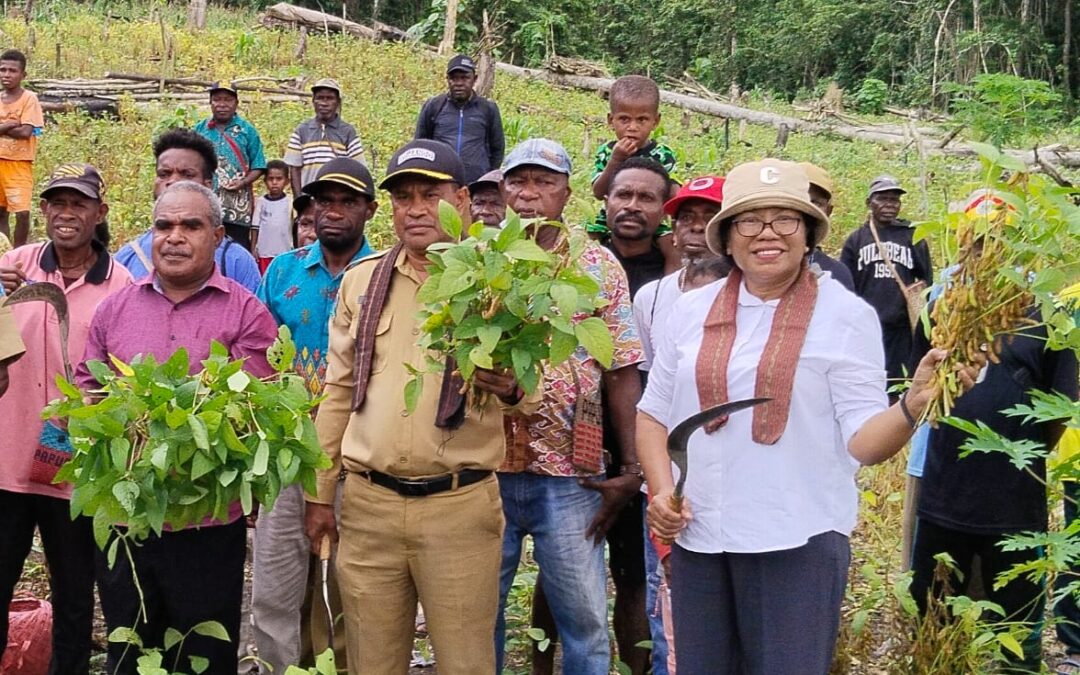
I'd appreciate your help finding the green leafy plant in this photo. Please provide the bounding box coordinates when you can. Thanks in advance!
[853,77,888,114]
[947,74,1063,148]
[407,205,614,413]
[44,326,331,552]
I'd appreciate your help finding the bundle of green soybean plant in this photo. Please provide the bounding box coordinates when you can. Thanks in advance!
[406,204,614,413]
[44,326,330,559]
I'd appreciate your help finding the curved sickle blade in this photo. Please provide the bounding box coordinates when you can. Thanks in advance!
[4,282,72,381]
[667,397,770,498]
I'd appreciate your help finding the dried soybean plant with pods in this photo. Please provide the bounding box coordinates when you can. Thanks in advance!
[917,144,1080,425]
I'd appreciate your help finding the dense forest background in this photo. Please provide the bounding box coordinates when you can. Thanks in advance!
[260,0,1079,113]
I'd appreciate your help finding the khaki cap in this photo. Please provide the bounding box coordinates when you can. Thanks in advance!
[705,158,830,254]
[798,162,834,197]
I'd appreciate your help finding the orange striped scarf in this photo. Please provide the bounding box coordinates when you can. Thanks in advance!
[695,265,818,444]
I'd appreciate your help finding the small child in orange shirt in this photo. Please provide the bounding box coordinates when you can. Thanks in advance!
[0,50,43,247]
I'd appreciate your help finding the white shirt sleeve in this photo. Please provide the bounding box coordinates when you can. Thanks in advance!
[827,301,889,453]
[633,280,659,371]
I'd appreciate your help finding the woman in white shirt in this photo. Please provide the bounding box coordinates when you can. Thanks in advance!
[637,159,979,674]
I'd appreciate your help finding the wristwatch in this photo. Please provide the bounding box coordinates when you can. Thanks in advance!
[620,462,644,479]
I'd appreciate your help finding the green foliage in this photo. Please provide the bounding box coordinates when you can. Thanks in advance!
[108,620,229,675]
[947,74,1063,148]
[853,78,888,114]
[44,326,330,548]
[409,208,613,412]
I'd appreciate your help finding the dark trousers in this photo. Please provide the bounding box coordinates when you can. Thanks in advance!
[910,518,1044,670]
[1056,481,1080,654]
[882,320,914,398]
[0,489,95,675]
[670,531,849,675]
[224,222,251,251]
[97,519,247,675]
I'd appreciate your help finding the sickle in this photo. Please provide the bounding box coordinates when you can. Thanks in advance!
[4,282,73,381]
[661,397,770,542]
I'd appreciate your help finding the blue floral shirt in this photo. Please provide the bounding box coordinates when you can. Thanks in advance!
[256,241,375,396]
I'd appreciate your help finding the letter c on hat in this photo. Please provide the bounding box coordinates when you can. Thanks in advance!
[760,167,780,184]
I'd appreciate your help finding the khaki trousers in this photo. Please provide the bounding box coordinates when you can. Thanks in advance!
[336,473,504,675]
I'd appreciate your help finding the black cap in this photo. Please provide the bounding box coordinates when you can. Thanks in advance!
[301,158,375,199]
[208,81,238,97]
[447,54,476,74]
[379,139,466,190]
[292,194,313,217]
[41,163,106,200]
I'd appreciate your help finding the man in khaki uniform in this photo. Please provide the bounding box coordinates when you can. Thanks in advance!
[0,302,23,396]
[304,139,534,675]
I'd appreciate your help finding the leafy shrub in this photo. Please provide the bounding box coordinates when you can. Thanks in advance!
[947,73,1063,148]
[853,78,888,114]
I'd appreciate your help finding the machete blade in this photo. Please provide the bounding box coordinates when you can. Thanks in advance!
[666,397,770,498]
[4,282,73,380]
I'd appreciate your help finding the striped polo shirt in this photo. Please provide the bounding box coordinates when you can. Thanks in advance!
[283,116,366,189]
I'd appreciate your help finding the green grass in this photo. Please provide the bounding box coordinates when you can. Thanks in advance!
[4,1,993,255]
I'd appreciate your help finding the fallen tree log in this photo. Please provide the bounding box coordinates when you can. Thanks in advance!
[492,62,1080,169]
[259,3,380,40]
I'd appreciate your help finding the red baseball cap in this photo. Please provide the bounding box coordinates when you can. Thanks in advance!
[663,176,725,217]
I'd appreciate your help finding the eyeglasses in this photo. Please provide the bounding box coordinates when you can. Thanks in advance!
[731,216,803,237]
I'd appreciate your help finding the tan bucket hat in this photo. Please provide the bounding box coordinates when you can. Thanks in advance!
[705,158,830,254]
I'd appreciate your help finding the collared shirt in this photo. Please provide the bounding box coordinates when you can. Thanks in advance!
[312,248,534,503]
[194,115,267,228]
[283,116,365,189]
[76,268,277,389]
[500,242,644,477]
[638,275,888,554]
[0,241,132,498]
[115,230,262,293]
[256,239,374,397]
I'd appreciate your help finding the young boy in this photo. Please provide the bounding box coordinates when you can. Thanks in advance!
[589,74,679,270]
[0,50,43,247]
[252,160,294,272]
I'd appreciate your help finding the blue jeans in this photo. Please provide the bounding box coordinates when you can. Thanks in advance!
[495,473,609,675]
[643,508,670,675]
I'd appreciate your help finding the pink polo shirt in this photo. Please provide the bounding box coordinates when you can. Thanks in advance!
[0,241,132,499]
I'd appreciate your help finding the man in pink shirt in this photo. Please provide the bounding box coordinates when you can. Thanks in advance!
[77,181,278,675]
[0,164,132,675]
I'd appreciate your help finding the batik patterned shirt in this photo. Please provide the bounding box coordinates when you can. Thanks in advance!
[194,115,267,228]
[256,240,374,397]
[500,241,644,477]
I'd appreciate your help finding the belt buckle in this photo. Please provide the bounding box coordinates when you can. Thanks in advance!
[398,477,431,498]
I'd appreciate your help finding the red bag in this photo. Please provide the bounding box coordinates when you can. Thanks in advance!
[3,598,53,675]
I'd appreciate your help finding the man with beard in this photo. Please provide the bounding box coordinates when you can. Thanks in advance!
[194,82,267,251]
[253,158,377,673]
[840,175,932,395]
[631,174,726,675]
[77,182,278,675]
[414,54,505,184]
[497,139,644,675]
[285,79,365,199]
[0,164,132,675]
[115,129,262,292]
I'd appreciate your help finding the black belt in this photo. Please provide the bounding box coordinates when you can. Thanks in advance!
[357,468,492,497]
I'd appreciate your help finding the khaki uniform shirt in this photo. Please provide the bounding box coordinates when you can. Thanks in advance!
[312,248,535,504]
[0,304,24,362]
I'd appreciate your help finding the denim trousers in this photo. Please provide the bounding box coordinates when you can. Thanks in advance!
[643,507,670,675]
[495,473,609,675]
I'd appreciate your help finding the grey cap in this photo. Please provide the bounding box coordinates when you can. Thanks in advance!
[469,169,503,194]
[311,78,342,97]
[867,175,906,197]
[502,139,572,176]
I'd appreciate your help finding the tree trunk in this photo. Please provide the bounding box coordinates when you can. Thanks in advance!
[1065,0,1073,99]
[438,0,459,56]
[187,0,206,30]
